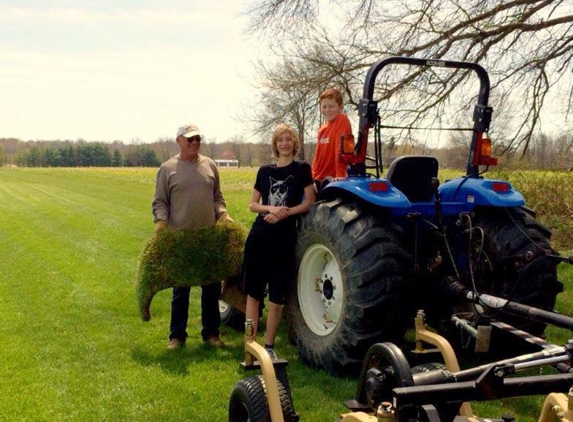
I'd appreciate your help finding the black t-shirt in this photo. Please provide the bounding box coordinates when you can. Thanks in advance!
[250,160,313,232]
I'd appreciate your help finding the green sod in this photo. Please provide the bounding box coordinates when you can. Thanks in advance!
[137,223,246,321]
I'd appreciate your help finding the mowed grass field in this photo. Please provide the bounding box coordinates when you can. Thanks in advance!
[0,166,571,422]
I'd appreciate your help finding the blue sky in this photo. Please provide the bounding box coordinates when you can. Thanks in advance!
[0,0,259,143]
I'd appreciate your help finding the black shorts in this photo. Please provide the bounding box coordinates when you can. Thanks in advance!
[242,228,297,305]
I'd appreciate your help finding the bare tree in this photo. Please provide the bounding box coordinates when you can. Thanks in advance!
[240,28,375,160]
[241,55,328,160]
[150,137,178,162]
[228,135,244,166]
[244,0,573,155]
[201,137,219,159]
[532,132,573,169]
[245,0,319,37]
[243,142,255,167]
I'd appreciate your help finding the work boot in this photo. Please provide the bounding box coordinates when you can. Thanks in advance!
[167,338,184,350]
[204,336,225,347]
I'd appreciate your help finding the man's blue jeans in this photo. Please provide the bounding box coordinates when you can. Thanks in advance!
[169,283,221,342]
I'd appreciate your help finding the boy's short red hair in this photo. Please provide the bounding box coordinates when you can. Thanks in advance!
[319,88,343,106]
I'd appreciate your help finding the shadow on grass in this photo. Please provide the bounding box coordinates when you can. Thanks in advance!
[130,341,245,376]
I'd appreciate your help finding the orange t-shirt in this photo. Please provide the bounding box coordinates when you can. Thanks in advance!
[311,113,352,181]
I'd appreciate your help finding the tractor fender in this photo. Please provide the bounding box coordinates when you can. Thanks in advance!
[438,177,525,207]
[321,178,411,208]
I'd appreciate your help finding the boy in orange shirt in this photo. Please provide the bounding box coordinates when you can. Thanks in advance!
[311,88,353,192]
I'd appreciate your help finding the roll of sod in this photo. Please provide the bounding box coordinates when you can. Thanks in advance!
[136,222,246,321]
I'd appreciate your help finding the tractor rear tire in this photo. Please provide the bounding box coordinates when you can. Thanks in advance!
[471,206,563,335]
[228,375,295,422]
[286,199,412,376]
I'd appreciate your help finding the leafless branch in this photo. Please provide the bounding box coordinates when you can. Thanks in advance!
[243,0,573,155]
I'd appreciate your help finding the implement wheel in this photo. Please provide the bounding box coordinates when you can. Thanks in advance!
[228,375,295,422]
[219,299,245,330]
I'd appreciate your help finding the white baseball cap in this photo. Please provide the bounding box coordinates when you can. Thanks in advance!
[177,124,202,138]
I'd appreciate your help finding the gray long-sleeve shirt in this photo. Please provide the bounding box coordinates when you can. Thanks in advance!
[152,153,227,230]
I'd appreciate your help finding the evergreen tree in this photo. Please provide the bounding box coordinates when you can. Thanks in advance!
[111,149,123,167]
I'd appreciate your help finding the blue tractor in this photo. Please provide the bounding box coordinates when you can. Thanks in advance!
[285,56,564,376]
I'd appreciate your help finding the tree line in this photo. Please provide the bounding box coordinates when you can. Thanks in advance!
[1,130,571,171]
[0,137,297,169]
[0,139,162,168]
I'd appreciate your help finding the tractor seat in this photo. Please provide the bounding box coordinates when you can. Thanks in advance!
[386,155,439,202]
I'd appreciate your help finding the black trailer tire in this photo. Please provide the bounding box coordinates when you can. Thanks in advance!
[470,206,563,335]
[228,375,295,422]
[287,199,412,376]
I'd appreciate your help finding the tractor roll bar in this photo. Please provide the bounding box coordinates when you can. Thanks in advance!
[361,57,490,103]
[353,56,491,177]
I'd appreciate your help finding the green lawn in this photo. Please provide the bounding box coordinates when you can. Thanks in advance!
[0,167,571,421]
[0,167,355,422]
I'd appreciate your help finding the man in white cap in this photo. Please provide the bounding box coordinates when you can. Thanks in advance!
[152,123,234,349]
